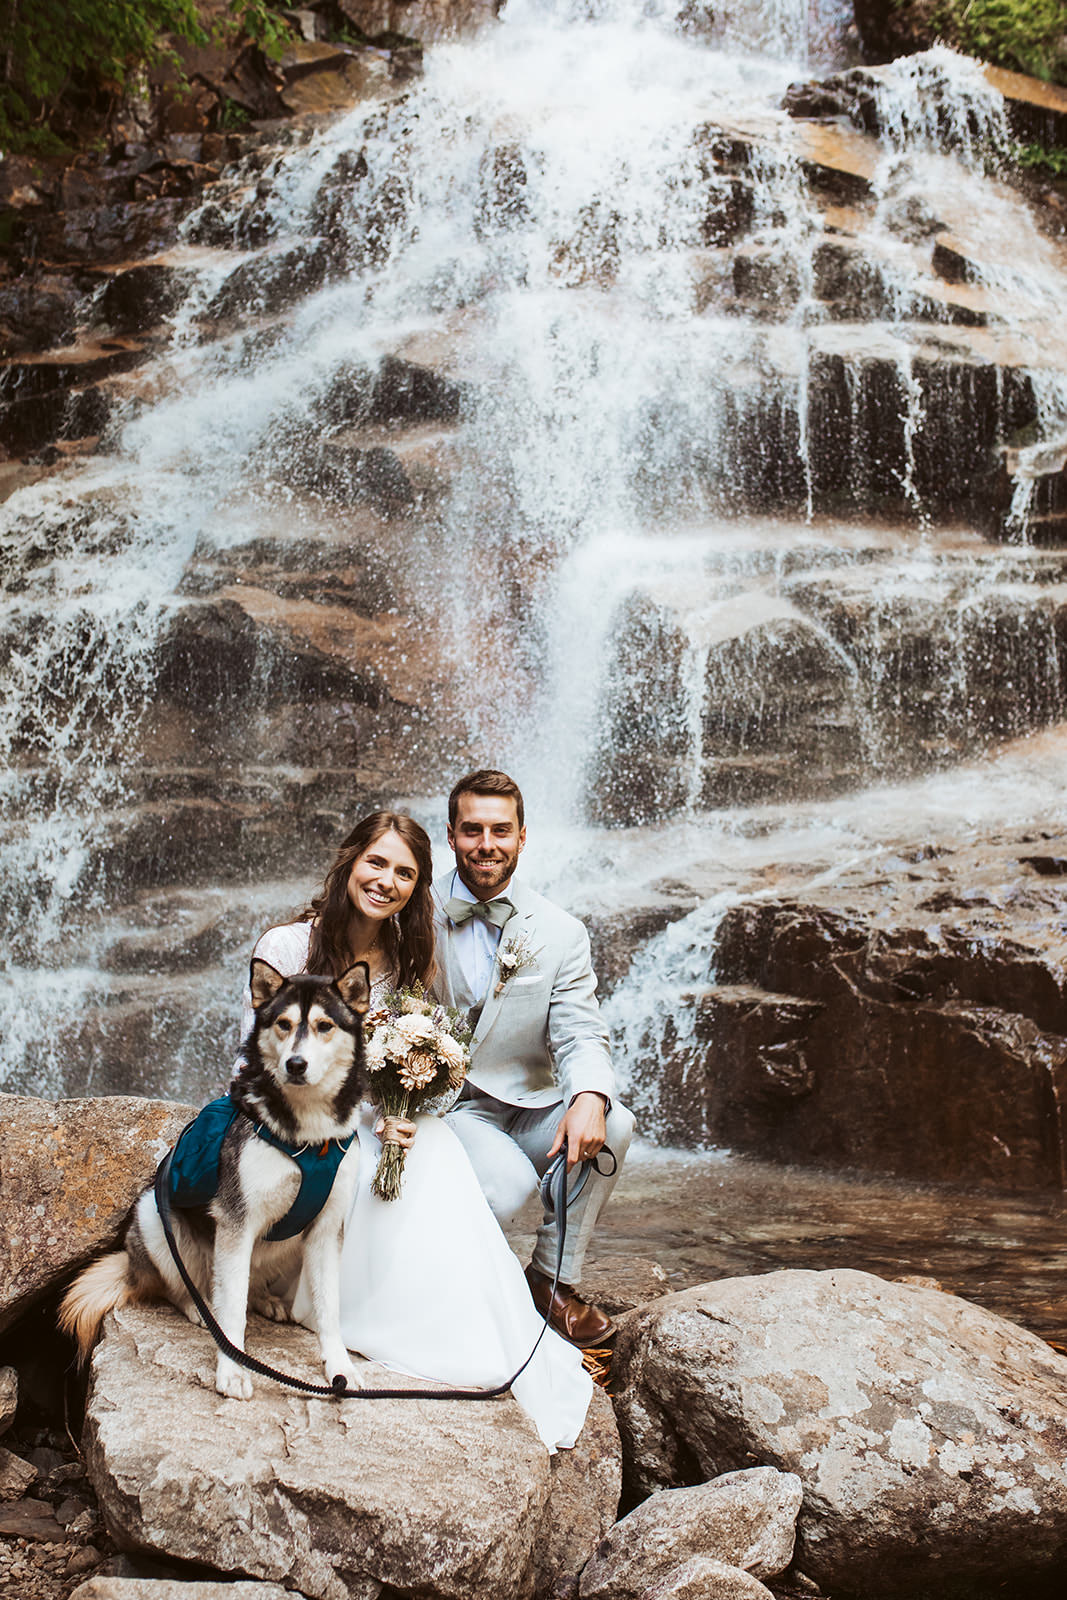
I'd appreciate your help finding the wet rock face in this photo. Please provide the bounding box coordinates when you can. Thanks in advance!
[336,0,502,46]
[612,1269,1067,1598]
[636,828,1067,1188]
[591,549,1067,826]
[83,1303,620,1600]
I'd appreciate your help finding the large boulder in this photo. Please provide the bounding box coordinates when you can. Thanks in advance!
[612,1269,1067,1597]
[84,1303,621,1600]
[578,1467,801,1598]
[0,1095,196,1334]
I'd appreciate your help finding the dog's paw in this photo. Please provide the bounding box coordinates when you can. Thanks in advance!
[251,1292,292,1323]
[325,1355,363,1394]
[215,1360,254,1401]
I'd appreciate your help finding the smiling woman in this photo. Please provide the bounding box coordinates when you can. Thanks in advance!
[299,811,437,992]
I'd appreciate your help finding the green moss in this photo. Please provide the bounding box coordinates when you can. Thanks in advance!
[929,0,1067,86]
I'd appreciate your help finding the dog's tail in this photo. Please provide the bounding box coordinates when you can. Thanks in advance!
[58,1252,137,1364]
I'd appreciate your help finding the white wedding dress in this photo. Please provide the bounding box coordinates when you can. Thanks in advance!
[241,924,593,1452]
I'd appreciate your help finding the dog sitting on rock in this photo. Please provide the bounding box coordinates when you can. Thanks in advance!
[60,958,370,1399]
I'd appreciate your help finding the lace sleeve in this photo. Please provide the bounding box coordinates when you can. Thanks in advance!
[416,1082,464,1118]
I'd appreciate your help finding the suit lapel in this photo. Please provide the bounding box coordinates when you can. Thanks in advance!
[469,888,537,1047]
[431,873,462,1008]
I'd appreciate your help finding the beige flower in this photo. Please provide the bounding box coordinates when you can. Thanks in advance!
[401,994,433,1016]
[446,1056,468,1092]
[398,1048,438,1093]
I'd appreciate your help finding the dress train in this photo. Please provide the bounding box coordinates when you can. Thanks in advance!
[294,1112,592,1452]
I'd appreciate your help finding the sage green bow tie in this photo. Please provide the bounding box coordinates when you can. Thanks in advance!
[444,896,515,930]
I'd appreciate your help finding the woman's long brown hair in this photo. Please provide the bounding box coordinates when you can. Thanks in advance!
[299,812,435,990]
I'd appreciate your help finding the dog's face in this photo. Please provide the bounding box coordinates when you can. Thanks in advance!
[249,960,371,1094]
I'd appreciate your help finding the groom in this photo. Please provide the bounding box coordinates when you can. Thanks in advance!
[433,768,634,1348]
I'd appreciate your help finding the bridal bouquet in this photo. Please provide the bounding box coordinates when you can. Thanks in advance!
[365,985,472,1200]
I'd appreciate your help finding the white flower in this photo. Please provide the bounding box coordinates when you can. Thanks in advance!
[435,1032,468,1069]
[395,1012,436,1046]
[365,1031,389,1071]
[493,933,539,995]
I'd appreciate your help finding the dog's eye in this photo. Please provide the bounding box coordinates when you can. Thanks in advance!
[314,1019,334,1035]
[275,1018,293,1035]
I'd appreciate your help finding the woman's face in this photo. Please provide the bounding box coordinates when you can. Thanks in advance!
[346,830,420,924]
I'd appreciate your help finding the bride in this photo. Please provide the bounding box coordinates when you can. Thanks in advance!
[235,810,593,1452]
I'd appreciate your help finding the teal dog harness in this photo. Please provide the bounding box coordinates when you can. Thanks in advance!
[166,1095,357,1242]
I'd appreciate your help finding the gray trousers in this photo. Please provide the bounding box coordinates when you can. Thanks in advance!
[446,1087,635,1285]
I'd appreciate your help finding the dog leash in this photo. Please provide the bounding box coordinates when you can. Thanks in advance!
[153,1137,615,1401]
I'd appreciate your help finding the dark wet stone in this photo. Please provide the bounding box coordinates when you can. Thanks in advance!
[670,889,1067,1188]
[95,263,197,335]
[0,385,111,457]
[204,237,335,322]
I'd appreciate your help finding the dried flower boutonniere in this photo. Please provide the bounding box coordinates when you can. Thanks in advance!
[494,932,539,998]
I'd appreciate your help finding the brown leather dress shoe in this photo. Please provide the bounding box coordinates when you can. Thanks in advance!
[525,1265,615,1348]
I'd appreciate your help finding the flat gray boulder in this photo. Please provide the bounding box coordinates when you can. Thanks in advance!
[84,1303,621,1600]
[612,1268,1067,1596]
[0,1094,194,1333]
[579,1467,800,1598]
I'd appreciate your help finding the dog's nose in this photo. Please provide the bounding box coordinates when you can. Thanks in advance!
[286,1056,308,1079]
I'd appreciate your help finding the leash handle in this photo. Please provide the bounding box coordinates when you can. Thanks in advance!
[153,1133,588,1402]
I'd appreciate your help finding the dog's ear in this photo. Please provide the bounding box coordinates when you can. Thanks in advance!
[250,959,286,1011]
[335,961,371,1015]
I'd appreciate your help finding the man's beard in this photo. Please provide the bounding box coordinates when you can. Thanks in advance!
[457,849,519,897]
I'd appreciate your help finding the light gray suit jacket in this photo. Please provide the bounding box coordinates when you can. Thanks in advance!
[431,871,615,1110]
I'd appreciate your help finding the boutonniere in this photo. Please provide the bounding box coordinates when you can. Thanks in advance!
[494,932,539,997]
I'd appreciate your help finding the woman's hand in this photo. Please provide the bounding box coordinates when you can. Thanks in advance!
[375,1115,417,1150]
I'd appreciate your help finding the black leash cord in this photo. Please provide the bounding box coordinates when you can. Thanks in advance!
[154,1138,613,1401]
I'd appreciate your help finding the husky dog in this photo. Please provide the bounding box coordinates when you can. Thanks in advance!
[60,958,371,1399]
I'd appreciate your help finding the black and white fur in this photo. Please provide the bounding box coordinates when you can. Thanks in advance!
[60,958,371,1400]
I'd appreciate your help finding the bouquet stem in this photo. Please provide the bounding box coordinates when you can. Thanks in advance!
[371,1087,411,1201]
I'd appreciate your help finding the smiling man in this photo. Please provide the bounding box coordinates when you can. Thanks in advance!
[433,768,634,1348]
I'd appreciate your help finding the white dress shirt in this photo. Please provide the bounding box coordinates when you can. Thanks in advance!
[447,869,512,1001]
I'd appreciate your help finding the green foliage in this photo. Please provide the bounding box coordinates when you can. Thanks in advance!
[227,0,295,60]
[0,0,207,151]
[930,0,1067,85]
[219,94,252,129]
[1012,138,1067,175]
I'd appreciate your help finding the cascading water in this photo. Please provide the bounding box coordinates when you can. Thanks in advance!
[2,0,1067,1132]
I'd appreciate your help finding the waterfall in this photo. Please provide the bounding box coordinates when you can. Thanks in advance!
[2,0,1067,1106]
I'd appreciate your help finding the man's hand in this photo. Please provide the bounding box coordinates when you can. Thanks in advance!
[547,1092,608,1171]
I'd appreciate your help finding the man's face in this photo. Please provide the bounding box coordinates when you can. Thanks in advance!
[447,793,526,900]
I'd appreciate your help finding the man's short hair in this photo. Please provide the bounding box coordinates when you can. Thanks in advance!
[448,769,525,829]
